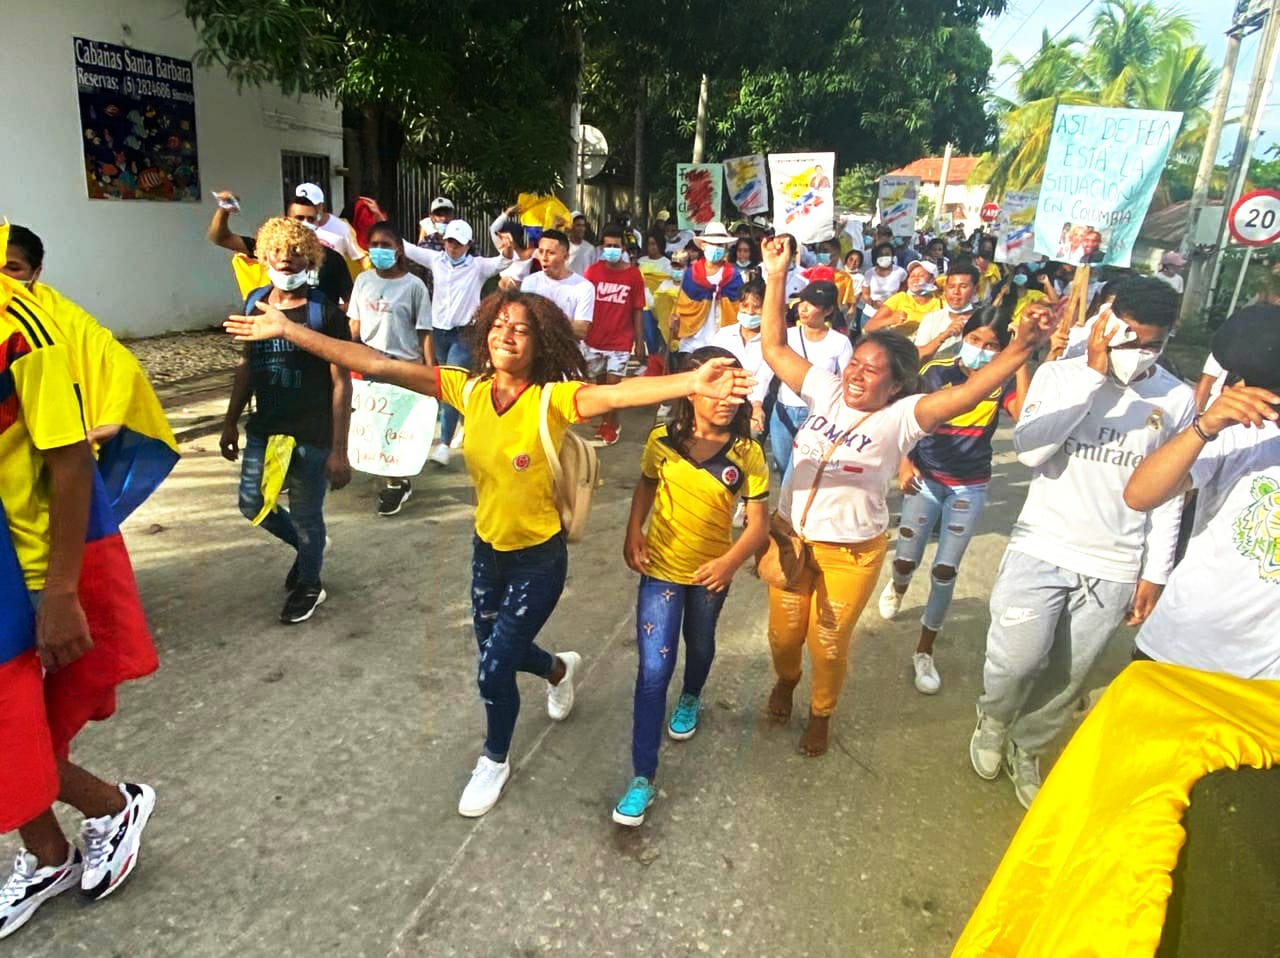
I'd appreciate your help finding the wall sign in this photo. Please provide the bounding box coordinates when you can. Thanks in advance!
[74,37,200,201]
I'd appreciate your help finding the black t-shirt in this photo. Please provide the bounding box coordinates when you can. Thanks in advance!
[242,235,353,306]
[245,297,351,448]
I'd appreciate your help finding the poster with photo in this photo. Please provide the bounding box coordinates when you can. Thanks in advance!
[995,190,1039,265]
[768,152,836,244]
[74,37,200,201]
[877,176,920,239]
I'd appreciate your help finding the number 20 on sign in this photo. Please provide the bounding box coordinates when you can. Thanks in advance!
[1228,189,1280,247]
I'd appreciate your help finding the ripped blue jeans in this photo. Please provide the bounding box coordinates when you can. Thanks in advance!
[892,476,988,632]
[471,533,567,762]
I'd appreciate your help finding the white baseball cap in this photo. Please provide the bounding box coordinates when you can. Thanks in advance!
[430,196,454,213]
[295,182,324,206]
[443,220,473,245]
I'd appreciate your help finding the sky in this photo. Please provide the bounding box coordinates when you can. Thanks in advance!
[979,0,1279,163]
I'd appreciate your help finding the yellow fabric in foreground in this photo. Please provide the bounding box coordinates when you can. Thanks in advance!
[517,194,572,231]
[252,435,296,526]
[232,253,271,300]
[954,661,1280,958]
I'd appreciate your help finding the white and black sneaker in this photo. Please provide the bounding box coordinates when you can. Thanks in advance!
[377,480,413,517]
[80,783,156,902]
[0,847,82,939]
[280,583,326,624]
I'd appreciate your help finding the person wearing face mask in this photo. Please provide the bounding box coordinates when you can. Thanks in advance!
[913,262,979,364]
[670,221,743,362]
[207,190,353,307]
[880,304,1031,694]
[294,183,369,272]
[731,237,761,283]
[220,217,353,625]
[416,196,455,251]
[768,281,852,483]
[583,224,648,445]
[968,277,1196,810]
[1002,263,1057,331]
[756,234,1054,757]
[403,219,515,467]
[346,223,434,516]
[866,260,942,338]
[711,280,773,439]
[864,242,908,312]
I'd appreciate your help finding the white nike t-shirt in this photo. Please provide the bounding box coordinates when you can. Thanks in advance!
[1136,422,1280,678]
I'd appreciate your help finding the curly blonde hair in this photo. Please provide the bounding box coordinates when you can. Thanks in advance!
[255,216,324,269]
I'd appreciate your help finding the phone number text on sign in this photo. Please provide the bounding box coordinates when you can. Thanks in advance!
[348,379,438,477]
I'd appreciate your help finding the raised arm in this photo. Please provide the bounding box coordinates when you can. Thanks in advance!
[758,236,812,396]
[915,312,1051,434]
[575,358,754,419]
[225,303,439,397]
[207,191,250,255]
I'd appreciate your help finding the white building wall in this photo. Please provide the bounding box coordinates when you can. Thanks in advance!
[921,183,990,232]
[0,0,344,337]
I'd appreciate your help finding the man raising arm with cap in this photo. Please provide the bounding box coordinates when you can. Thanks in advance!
[295,183,369,270]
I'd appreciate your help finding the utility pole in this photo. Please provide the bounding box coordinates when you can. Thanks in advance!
[1201,0,1279,321]
[692,74,710,164]
[562,25,583,209]
[936,142,954,228]
[1179,11,1245,325]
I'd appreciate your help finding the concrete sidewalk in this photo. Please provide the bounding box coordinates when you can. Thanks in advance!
[16,409,1136,957]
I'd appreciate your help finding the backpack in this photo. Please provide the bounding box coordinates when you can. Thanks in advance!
[244,285,328,332]
[463,376,600,543]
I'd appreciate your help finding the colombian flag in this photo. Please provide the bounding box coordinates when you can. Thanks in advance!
[673,259,743,340]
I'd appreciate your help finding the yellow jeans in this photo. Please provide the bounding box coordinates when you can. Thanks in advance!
[767,535,888,716]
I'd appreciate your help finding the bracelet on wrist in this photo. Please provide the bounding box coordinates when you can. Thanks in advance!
[1191,416,1218,443]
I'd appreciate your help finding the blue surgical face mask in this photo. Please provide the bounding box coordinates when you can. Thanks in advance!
[705,246,727,264]
[736,257,753,268]
[447,252,468,266]
[670,269,685,283]
[958,341,996,370]
[816,252,831,265]
[1012,273,1028,287]
[600,247,623,264]
[369,247,397,271]
[739,312,762,329]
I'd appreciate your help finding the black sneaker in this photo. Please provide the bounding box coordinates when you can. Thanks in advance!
[285,558,300,592]
[377,480,412,517]
[281,583,326,624]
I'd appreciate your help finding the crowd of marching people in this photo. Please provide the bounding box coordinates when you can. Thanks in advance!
[1,182,1278,941]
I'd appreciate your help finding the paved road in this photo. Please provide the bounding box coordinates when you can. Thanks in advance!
[19,407,1137,957]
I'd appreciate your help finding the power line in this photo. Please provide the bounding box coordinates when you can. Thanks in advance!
[990,0,1096,95]
[989,0,1055,64]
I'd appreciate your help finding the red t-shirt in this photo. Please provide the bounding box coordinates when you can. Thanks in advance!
[584,262,645,352]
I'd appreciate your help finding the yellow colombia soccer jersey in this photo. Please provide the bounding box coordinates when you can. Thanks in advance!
[640,424,769,585]
[881,291,942,339]
[0,280,90,589]
[436,366,585,551]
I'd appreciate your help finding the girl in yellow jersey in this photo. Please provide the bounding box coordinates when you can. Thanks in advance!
[225,290,753,818]
[613,347,770,826]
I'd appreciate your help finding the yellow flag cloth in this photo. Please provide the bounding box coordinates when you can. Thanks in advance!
[954,661,1280,957]
[252,435,296,526]
[232,253,271,300]
[517,194,572,231]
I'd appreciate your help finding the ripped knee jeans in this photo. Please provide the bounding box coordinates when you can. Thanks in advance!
[892,476,988,632]
[471,532,567,761]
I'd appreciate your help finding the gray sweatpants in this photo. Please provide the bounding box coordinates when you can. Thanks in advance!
[977,549,1134,755]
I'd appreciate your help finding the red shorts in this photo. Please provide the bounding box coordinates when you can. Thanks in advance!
[0,534,157,833]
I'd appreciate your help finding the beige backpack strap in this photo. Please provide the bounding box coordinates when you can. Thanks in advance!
[461,377,478,407]
[538,383,565,496]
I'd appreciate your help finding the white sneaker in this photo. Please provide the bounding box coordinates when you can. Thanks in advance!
[877,581,903,620]
[1005,739,1042,809]
[732,501,746,529]
[457,756,510,817]
[80,782,156,901]
[428,443,451,468]
[912,652,941,695]
[546,651,581,721]
[0,848,82,939]
[450,425,465,449]
[969,707,1007,781]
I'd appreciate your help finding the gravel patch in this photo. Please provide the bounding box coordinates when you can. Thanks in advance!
[124,328,241,385]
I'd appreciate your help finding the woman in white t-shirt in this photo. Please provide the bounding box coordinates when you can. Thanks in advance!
[768,281,853,484]
[864,241,907,309]
[757,235,1053,757]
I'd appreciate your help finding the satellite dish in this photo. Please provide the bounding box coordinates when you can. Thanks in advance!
[578,124,609,180]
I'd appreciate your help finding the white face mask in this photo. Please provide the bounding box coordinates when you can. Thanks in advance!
[876,256,893,269]
[1106,320,1162,385]
[268,267,310,291]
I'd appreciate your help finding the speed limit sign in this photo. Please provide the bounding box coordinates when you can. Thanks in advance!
[1227,189,1280,247]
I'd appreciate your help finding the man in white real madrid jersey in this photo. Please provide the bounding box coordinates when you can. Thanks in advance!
[968,278,1196,809]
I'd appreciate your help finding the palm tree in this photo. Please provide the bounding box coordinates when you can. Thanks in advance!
[1084,0,1196,103]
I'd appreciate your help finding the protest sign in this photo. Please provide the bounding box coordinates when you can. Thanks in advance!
[348,379,438,477]
[877,176,920,239]
[995,190,1039,265]
[722,155,770,215]
[1034,106,1181,268]
[676,164,723,231]
[933,212,954,235]
[74,37,200,201]
[768,152,836,244]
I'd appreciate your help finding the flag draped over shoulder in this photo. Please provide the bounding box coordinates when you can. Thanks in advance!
[673,260,743,339]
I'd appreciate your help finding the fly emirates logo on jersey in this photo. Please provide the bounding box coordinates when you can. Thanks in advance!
[1062,424,1149,470]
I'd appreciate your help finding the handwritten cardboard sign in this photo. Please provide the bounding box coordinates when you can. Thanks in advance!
[348,379,438,477]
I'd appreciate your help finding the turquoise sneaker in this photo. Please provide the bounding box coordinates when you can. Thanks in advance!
[611,777,656,827]
[667,693,701,741]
